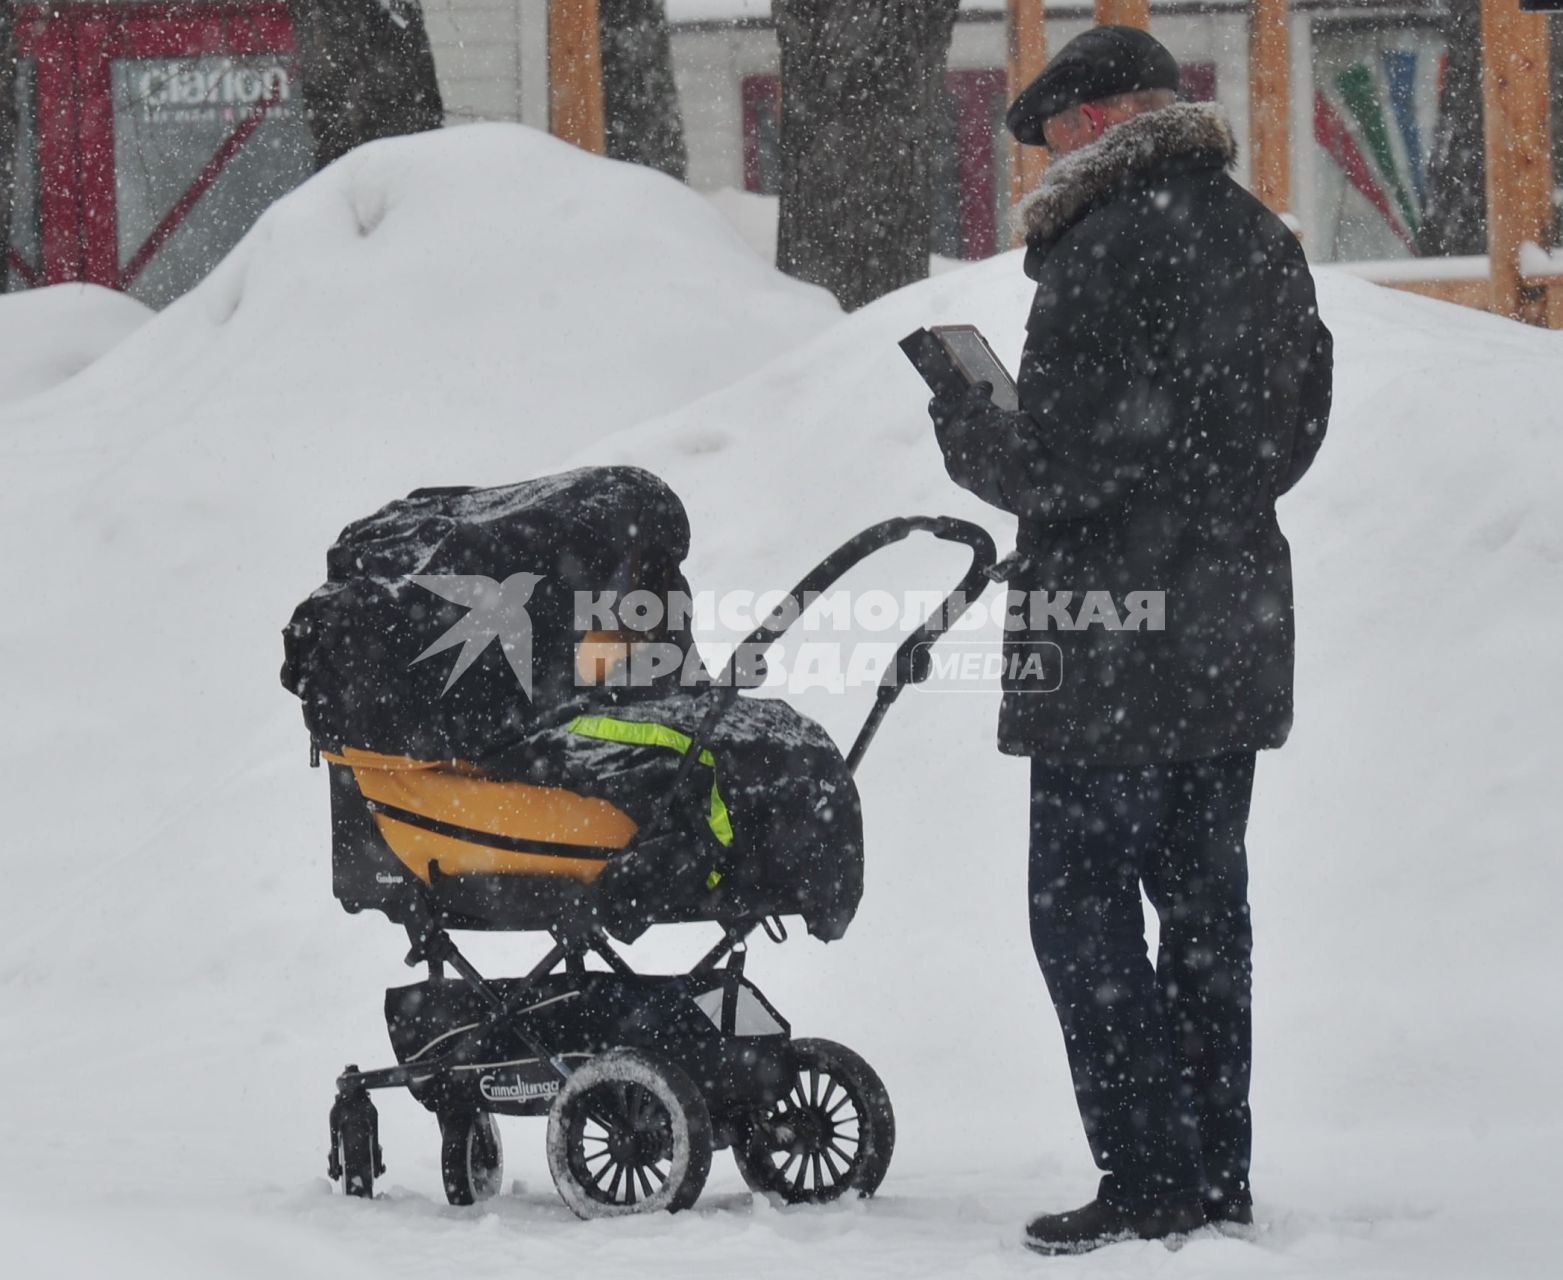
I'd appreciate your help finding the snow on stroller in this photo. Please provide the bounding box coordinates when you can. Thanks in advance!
[281,467,994,1216]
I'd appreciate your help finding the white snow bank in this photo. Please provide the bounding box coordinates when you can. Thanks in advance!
[0,283,151,406]
[704,186,779,264]
[0,122,837,459]
[1,124,1561,1280]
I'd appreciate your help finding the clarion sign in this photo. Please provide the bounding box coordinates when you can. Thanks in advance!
[137,64,292,112]
[478,1073,559,1103]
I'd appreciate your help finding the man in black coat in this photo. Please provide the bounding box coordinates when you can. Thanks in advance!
[930,25,1331,1255]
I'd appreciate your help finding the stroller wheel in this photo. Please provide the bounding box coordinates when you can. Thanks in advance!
[439,1110,504,1206]
[733,1037,895,1204]
[329,1089,383,1200]
[546,1049,713,1219]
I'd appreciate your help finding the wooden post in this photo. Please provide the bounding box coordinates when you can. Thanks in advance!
[1479,0,1551,321]
[1008,0,1048,211]
[1249,0,1291,216]
[1095,0,1150,30]
[548,0,605,155]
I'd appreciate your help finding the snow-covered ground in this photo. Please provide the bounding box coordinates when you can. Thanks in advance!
[2,123,1560,1278]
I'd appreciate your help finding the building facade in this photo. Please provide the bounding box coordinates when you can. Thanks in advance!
[3,1,1452,309]
[665,2,1450,265]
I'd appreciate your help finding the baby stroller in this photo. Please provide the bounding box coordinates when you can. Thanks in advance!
[281,467,994,1216]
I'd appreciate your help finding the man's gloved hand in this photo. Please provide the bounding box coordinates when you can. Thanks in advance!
[930,382,1001,474]
[928,380,995,439]
[929,380,1025,510]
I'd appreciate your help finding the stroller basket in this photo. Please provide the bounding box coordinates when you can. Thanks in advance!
[328,744,638,931]
[331,745,637,882]
[325,681,869,940]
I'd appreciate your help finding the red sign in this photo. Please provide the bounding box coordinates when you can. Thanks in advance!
[9,3,307,303]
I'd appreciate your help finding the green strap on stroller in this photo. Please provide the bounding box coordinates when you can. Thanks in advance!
[566,715,736,870]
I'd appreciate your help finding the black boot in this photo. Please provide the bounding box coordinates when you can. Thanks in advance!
[1023,1191,1206,1256]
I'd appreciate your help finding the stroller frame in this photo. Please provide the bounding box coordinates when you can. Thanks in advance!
[325,516,996,1214]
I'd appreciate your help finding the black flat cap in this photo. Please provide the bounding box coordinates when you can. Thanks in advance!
[1006,25,1181,145]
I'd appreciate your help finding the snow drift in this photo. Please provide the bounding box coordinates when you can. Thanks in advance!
[1,123,1561,1279]
[0,282,151,406]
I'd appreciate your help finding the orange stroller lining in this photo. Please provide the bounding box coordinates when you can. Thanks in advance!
[324,746,638,885]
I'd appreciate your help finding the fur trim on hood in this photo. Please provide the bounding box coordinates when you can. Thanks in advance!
[1019,103,1237,248]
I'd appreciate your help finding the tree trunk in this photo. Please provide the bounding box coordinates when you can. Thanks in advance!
[287,0,444,172]
[599,0,687,180]
[1417,0,1485,257]
[775,0,959,311]
[0,5,19,293]
[1552,11,1563,248]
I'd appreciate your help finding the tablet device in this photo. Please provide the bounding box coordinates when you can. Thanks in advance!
[900,324,1020,411]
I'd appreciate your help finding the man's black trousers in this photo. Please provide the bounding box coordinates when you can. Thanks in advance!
[1028,751,1256,1209]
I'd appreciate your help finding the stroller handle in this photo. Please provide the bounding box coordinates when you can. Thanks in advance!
[715,514,998,774]
[725,515,998,688]
[608,515,998,878]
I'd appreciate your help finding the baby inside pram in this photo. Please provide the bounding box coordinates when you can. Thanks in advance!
[281,466,993,1216]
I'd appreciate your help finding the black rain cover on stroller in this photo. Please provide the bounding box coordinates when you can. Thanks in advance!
[281,467,698,758]
[508,689,863,940]
[281,467,864,941]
